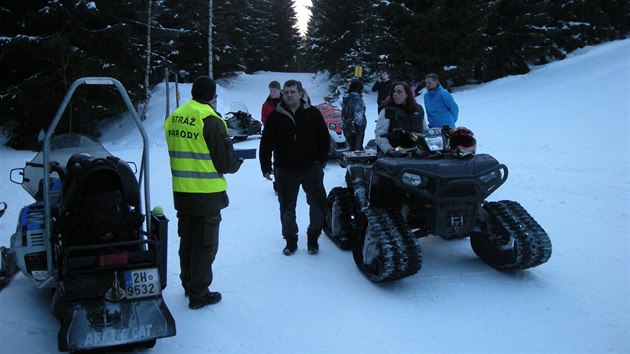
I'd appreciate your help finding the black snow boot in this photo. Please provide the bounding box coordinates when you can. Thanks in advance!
[283,236,298,256]
[188,291,222,310]
[307,232,319,255]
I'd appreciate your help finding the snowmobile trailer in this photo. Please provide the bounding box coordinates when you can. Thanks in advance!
[0,77,176,352]
[324,127,552,282]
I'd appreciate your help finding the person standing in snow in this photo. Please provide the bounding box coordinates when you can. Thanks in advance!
[424,73,459,128]
[164,76,243,310]
[374,81,426,157]
[371,71,393,113]
[261,80,282,125]
[341,79,367,151]
[259,80,330,256]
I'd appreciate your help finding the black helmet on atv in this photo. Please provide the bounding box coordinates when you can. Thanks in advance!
[449,127,476,157]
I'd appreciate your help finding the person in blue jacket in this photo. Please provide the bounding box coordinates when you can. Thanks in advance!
[424,73,459,128]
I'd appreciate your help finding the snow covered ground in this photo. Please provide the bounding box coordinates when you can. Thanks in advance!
[0,38,628,353]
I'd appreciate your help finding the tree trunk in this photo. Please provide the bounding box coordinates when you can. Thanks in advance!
[142,0,152,120]
[208,0,213,79]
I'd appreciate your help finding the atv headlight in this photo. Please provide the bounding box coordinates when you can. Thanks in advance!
[402,172,422,187]
[329,122,337,130]
[424,136,445,152]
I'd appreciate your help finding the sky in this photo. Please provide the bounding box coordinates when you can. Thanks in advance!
[293,0,312,35]
[0,38,628,353]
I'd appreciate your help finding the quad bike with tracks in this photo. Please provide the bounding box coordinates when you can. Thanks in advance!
[0,78,176,351]
[324,126,552,282]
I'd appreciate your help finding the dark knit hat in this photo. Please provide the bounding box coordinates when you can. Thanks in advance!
[191,76,216,102]
[349,79,364,93]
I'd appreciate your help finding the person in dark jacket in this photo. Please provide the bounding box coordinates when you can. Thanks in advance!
[371,71,393,113]
[259,80,330,256]
[341,79,367,151]
[374,81,427,156]
[261,80,282,125]
[165,76,243,309]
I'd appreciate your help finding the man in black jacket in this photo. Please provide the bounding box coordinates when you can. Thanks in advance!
[371,71,392,113]
[259,80,330,255]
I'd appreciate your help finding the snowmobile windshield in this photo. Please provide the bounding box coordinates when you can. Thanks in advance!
[22,134,113,199]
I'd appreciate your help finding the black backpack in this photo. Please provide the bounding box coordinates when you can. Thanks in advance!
[60,153,143,247]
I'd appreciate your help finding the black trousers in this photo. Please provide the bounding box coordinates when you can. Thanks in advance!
[177,210,221,298]
[344,125,366,151]
[275,163,327,239]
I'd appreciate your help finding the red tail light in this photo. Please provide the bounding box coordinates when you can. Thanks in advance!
[98,252,129,267]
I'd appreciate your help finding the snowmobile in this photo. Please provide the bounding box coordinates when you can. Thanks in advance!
[0,77,176,352]
[315,103,350,158]
[323,126,552,282]
[224,101,262,142]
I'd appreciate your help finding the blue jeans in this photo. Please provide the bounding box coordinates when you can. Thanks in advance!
[275,163,327,239]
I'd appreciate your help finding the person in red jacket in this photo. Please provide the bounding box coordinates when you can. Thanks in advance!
[261,80,282,125]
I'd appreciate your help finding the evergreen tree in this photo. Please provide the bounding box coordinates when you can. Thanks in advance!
[213,0,250,74]
[243,0,273,72]
[0,0,627,149]
[305,0,381,82]
[369,1,423,82]
[268,0,300,71]
[0,0,148,149]
[305,0,628,89]
[304,0,357,74]
[337,1,380,80]
[156,0,208,80]
[546,0,627,54]
[479,0,535,81]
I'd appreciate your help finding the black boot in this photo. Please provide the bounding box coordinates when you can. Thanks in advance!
[188,291,222,309]
[283,235,298,256]
[307,232,319,255]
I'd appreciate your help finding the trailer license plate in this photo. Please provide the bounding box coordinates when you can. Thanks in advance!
[124,268,160,299]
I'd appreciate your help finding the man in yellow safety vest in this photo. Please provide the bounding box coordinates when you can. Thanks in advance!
[165,76,243,310]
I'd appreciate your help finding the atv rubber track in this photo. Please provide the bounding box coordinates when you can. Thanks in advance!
[471,200,552,270]
[323,187,358,250]
[353,207,422,282]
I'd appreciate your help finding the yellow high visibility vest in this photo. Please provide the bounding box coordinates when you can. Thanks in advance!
[164,100,228,193]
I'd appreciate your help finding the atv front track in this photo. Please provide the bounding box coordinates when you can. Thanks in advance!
[353,207,422,282]
[471,200,552,270]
